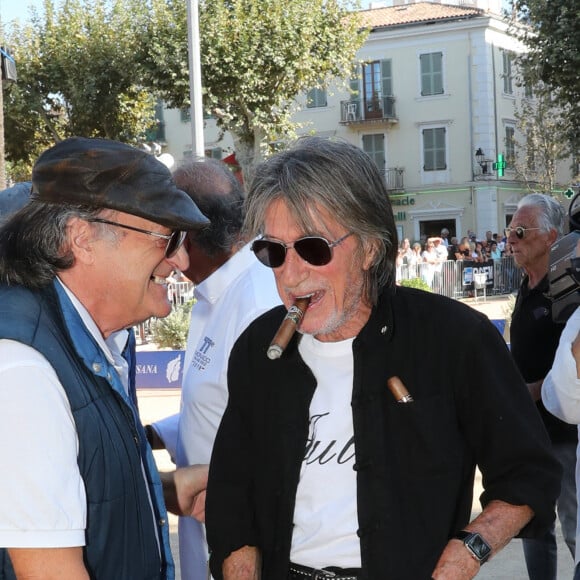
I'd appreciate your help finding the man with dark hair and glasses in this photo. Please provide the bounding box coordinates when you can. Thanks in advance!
[0,137,210,579]
[508,193,578,580]
[206,137,561,580]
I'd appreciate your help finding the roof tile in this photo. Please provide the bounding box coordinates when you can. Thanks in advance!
[359,2,484,29]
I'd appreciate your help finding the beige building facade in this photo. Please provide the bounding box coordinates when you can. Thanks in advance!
[160,1,576,244]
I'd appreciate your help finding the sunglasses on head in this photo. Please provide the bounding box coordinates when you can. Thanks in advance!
[87,217,187,259]
[504,226,541,239]
[251,232,353,268]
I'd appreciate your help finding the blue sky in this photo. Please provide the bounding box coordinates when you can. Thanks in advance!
[0,0,44,25]
[1,0,512,26]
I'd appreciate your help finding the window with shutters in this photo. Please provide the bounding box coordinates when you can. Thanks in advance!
[420,52,443,96]
[360,60,393,99]
[349,65,361,98]
[505,125,516,167]
[306,86,327,108]
[380,59,392,97]
[362,134,385,172]
[358,60,393,119]
[502,51,514,95]
[422,127,447,171]
[363,61,381,102]
[524,82,534,100]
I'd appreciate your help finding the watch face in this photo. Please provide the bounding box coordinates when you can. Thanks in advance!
[467,533,491,562]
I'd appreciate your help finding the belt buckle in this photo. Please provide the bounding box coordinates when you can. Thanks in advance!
[313,570,336,579]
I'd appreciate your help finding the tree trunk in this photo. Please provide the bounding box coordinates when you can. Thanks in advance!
[231,126,272,192]
[232,133,256,193]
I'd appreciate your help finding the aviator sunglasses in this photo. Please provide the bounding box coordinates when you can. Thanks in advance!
[251,232,353,268]
[504,226,541,239]
[87,218,187,259]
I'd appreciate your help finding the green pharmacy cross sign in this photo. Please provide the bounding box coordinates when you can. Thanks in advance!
[564,188,576,199]
[492,154,506,177]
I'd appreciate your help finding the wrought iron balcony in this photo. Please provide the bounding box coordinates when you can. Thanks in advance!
[340,96,397,124]
[383,168,405,192]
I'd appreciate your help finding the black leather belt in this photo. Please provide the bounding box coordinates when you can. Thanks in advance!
[288,562,361,580]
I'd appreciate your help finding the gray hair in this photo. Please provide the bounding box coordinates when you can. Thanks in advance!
[244,137,397,304]
[517,193,565,237]
[0,200,108,288]
[173,157,244,257]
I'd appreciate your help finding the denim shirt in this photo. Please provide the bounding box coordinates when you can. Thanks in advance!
[53,281,175,579]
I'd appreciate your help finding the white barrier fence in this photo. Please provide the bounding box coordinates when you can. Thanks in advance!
[168,281,195,305]
[169,259,521,309]
[397,256,522,300]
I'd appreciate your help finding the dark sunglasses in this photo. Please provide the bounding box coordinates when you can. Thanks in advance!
[251,232,353,268]
[87,218,186,259]
[504,226,541,239]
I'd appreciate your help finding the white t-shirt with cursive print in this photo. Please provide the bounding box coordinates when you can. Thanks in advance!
[290,333,361,569]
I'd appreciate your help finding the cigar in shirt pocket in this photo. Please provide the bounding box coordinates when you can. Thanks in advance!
[387,376,414,403]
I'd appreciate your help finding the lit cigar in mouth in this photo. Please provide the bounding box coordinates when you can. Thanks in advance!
[387,376,414,403]
[267,296,311,360]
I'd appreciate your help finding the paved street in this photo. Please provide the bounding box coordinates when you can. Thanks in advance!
[137,294,576,579]
[137,390,183,576]
[472,468,574,579]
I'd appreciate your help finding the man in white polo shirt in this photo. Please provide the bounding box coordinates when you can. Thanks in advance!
[146,157,280,579]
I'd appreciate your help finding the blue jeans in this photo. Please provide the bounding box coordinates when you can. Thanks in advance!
[522,441,577,580]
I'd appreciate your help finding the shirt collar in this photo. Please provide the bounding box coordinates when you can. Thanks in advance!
[55,277,129,368]
[195,242,261,303]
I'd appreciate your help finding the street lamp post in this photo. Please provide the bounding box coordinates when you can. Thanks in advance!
[186,0,204,158]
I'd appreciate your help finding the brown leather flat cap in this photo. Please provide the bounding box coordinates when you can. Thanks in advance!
[32,137,209,231]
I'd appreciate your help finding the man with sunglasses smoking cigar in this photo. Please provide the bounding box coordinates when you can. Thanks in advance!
[0,137,210,579]
[508,193,578,579]
[206,137,561,580]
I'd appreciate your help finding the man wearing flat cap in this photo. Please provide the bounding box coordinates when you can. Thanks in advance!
[0,137,210,579]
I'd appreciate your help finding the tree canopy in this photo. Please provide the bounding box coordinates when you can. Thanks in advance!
[513,93,569,192]
[509,0,580,159]
[137,0,366,180]
[3,0,366,182]
[2,0,157,179]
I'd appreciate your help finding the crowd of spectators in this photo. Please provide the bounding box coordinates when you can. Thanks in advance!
[396,227,515,288]
[398,229,511,266]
